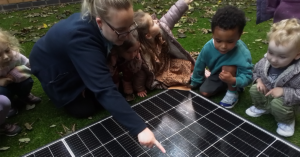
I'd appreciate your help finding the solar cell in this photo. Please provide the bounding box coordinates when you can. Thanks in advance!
[24,90,300,157]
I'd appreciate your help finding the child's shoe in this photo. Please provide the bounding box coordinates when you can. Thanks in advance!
[6,108,18,118]
[125,93,135,102]
[19,93,41,104]
[246,106,268,117]
[219,90,238,109]
[276,120,295,137]
[0,123,22,136]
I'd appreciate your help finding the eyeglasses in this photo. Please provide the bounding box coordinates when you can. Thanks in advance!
[103,19,138,39]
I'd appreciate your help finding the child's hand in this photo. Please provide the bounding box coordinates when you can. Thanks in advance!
[205,69,211,78]
[137,90,147,97]
[265,87,283,98]
[0,77,13,86]
[256,78,268,94]
[184,0,193,5]
[219,70,235,84]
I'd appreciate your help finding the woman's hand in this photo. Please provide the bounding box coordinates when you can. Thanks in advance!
[138,128,166,153]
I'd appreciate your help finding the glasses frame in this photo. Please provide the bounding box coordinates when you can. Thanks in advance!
[103,19,138,39]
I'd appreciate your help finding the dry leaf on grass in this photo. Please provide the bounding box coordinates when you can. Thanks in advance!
[19,138,30,143]
[0,147,10,151]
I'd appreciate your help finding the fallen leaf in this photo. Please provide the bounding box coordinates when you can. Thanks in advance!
[262,40,269,44]
[64,130,73,136]
[174,23,182,28]
[72,124,76,132]
[242,32,248,34]
[43,23,48,28]
[255,39,262,41]
[26,104,35,110]
[194,2,199,6]
[62,124,70,132]
[50,125,56,128]
[32,37,40,43]
[0,147,10,151]
[19,138,30,143]
[88,116,93,119]
[178,33,187,38]
[201,28,209,34]
[177,29,186,34]
[24,123,32,130]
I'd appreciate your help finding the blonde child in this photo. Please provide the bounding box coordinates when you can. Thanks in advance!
[109,31,149,101]
[0,28,41,117]
[246,18,300,137]
[134,0,195,89]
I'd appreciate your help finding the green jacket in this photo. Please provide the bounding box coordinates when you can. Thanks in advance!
[191,39,253,88]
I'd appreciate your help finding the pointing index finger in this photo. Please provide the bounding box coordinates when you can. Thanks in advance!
[265,90,271,96]
[154,140,166,153]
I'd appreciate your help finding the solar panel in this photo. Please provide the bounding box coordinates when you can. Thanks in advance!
[24,90,300,157]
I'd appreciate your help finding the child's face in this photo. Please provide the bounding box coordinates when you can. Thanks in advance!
[212,26,241,54]
[120,42,140,60]
[0,43,13,66]
[145,14,160,39]
[266,40,300,68]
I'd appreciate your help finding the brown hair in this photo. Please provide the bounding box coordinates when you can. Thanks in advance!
[134,10,170,75]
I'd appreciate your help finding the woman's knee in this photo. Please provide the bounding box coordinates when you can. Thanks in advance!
[64,105,96,118]
[64,95,98,118]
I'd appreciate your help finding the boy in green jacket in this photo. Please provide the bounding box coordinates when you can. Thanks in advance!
[190,6,253,108]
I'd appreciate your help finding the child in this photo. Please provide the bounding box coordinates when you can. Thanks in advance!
[0,28,41,117]
[190,6,253,108]
[134,0,195,89]
[0,95,21,136]
[109,31,148,101]
[246,18,300,137]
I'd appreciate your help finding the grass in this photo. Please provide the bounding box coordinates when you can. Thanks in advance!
[0,0,299,156]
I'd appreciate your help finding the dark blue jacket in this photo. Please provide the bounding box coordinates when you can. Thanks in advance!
[29,13,146,135]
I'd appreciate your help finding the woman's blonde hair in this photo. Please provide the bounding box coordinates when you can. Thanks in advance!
[81,0,132,20]
[0,28,20,52]
[134,10,170,75]
[268,18,300,51]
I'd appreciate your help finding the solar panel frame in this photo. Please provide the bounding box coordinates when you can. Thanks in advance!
[23,90,300,157]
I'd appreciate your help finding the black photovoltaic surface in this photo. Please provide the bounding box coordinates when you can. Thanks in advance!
[24,90,300,157]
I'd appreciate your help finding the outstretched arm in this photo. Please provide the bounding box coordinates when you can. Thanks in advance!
[160,0,190,30]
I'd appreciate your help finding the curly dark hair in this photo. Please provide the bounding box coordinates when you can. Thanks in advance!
[211,5,246,34]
